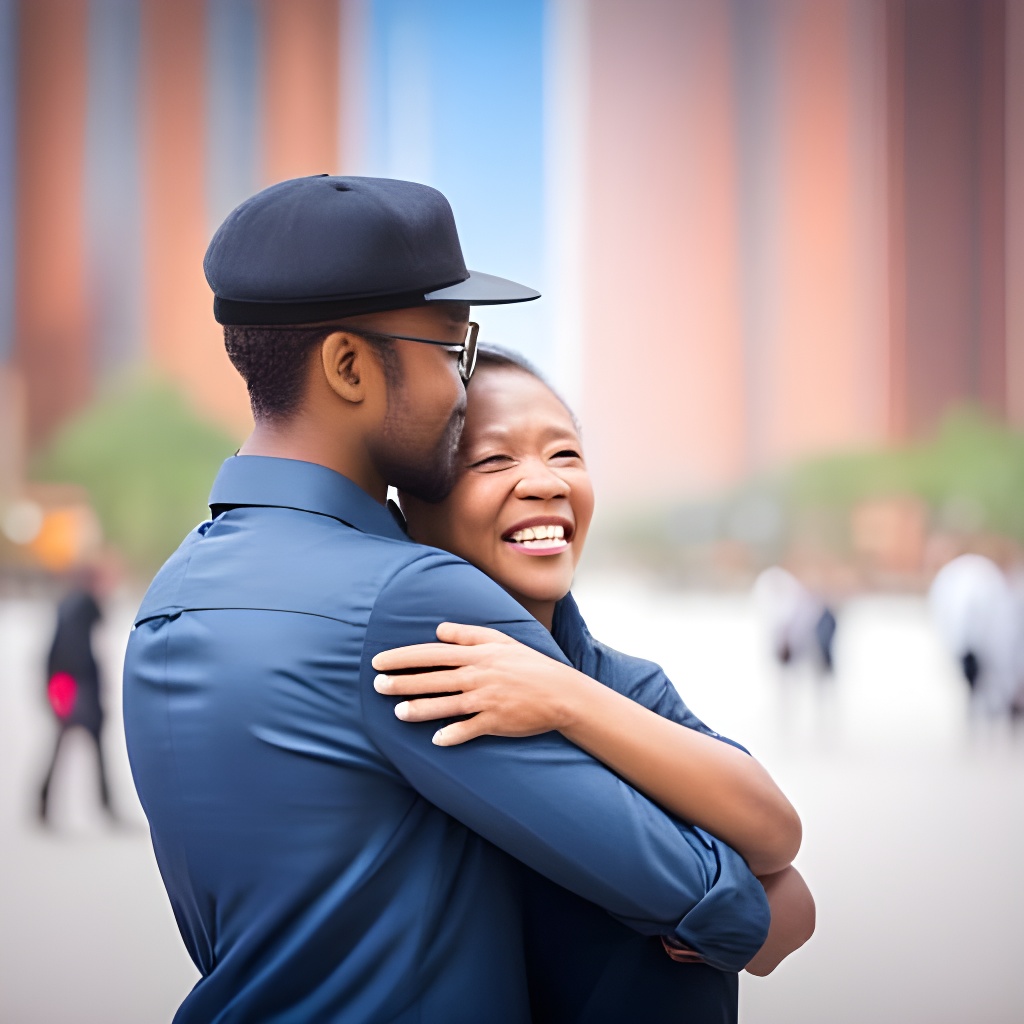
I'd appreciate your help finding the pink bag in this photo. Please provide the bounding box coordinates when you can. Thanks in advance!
[47,672,77,719]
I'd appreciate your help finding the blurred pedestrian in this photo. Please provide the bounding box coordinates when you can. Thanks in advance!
[753,566,838,676]
[928,553,1021,716]
[37,564,115,825]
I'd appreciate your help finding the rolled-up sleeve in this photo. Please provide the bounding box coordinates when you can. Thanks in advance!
[359,552,770,972]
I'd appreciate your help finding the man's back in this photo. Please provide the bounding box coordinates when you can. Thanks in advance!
[126,464,533,1022]
[125,456,769,1023]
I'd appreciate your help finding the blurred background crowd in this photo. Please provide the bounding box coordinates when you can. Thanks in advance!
[2,1,1024,1022]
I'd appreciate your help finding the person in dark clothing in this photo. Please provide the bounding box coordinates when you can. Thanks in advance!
[814,606,838,674]
[38,575,114,824]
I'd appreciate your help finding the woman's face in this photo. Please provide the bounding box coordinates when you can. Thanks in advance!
[402,364,595,626]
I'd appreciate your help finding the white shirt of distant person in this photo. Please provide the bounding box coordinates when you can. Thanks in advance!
[753,558,1024,719]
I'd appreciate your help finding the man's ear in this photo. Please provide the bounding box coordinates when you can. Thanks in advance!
[320,331,368,404]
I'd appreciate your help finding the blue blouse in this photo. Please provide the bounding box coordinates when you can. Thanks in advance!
[523,594,752,1023]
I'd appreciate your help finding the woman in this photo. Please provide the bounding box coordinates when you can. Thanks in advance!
[373,347,814,1021]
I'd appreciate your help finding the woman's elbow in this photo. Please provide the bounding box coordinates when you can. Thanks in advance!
[748,803,802,876]
[776,803,803,864]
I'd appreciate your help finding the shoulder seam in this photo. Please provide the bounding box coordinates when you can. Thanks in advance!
[134,606,364,628]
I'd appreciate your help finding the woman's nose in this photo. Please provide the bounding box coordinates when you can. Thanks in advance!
[514,462,569,500]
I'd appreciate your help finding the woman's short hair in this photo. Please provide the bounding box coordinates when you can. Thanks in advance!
[474,343,580,432]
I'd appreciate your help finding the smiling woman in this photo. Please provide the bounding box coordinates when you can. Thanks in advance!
[382,346,814,1020]
[400,346,593,630]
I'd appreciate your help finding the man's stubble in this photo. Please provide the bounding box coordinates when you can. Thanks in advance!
[373,389,466,505]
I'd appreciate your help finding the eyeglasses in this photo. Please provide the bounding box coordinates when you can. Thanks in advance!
[338,321,480,382]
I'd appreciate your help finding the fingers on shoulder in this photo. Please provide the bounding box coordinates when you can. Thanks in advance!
[394,694,472,723]
[436,621,511,645]
[432,718,487,747]
[372,641,466,672]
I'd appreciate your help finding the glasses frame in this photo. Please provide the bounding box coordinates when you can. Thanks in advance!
[339,321,480,382]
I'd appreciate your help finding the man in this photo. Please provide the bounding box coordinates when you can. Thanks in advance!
[124,175,769,1023]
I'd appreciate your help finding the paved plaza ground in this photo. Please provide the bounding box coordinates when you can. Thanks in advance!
[2,574,1022,1023]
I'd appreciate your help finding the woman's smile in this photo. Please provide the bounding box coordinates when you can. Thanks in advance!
[501,516,575,555]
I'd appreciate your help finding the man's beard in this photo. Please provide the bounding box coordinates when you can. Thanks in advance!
[374,402,466,504]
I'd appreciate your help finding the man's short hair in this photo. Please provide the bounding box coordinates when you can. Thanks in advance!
[224,326,398,421]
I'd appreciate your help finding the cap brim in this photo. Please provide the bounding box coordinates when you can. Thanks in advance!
[424,270,539,305]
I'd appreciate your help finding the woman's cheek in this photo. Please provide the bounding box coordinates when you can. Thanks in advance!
[452,488,496,560]
[574,478,596,536]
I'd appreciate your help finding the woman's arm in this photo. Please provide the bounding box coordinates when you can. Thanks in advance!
[554,667,801,875]
[373,622,801,876]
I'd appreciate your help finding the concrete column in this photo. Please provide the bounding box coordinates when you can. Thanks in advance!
[975,1,1006,418]
[0,0,15,366]
[14,0,92,446]
[260,0,341,184]
[140,0,248,431]
[886,0,908,438]
[582,0,745,501]
[892,0,1007,436]
[1007,0,1024,425]
[764,0,880,463]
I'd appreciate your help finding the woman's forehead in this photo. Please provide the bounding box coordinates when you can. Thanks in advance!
[464,365,578,439]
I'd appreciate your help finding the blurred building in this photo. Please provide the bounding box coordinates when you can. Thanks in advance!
[1,0,1022,504]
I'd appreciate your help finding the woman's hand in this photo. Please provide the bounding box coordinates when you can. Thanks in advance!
[744,866,816,976]
[372,622,590,746]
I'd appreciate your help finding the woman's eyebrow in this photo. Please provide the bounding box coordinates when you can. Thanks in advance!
[467,426,511,445]
[534,421,581,442]
[470,421,580,446]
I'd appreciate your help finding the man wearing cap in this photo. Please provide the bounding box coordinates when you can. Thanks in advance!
[123,175,769,1023]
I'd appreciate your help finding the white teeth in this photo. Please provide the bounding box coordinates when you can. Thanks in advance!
[508,524,567,543]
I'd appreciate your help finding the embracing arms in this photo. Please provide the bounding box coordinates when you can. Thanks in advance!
[374,622,800,876]
[362,555,771,973]
[373,616,815,973]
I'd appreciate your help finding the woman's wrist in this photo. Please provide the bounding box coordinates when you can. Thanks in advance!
[549,663,600,735]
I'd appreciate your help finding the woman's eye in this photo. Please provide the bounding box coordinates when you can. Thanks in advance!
[552,449,581,460]
[470,454,513,469]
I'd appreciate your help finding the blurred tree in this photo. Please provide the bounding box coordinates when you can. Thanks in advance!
[788,406,1024,542]
[31,375,240,577]
[602,405,1024,582]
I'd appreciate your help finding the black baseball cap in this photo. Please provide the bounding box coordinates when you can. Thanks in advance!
[205,175,540,326]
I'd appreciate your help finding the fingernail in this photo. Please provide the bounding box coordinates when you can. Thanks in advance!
[432,728,445,746]
[374,673,389,691]
[394,701,409,720]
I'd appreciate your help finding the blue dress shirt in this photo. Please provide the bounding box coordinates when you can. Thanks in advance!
[123,456,769,1023]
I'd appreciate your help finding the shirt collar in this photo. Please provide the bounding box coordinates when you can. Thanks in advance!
[208,455,410,543]
[551,591,589,669]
